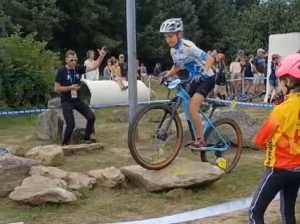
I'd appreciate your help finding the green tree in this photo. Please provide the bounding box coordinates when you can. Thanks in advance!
[2,0,63,41]
[51,0,123,59]
[0,27,59,109]
[220,0,292,56]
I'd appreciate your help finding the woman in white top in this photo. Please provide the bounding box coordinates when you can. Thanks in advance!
[230,57,242,95]
[84,50,100,80]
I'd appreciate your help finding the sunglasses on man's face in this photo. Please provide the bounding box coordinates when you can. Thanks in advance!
[69,59,78,62]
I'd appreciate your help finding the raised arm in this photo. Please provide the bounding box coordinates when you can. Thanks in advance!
[85,47,107,73]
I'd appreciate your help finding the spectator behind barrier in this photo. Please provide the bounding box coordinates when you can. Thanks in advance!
[267,54,281,103]
[252,48,266,92]
[103,58,112,80]
[119,54,128,80]
[111,58,128,91]
[84,50,100,80]
[140,63,147,83]
[229,57,241,95]
[153,63,162,76]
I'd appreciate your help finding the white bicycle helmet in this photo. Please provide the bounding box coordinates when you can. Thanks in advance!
[159,18,183,33]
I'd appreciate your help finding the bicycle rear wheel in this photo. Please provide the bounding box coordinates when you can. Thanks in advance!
[128,103,183,170]
[201,118,243,173]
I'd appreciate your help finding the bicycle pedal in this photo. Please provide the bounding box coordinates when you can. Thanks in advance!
[184,141,193,147]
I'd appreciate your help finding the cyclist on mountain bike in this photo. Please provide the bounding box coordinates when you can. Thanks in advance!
[160,18,215,150]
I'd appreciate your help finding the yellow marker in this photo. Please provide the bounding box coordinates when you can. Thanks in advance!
[231,100,237,108]
[215,157,227,170]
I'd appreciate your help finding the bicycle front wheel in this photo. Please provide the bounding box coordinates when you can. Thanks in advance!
[128,103,183,170]
[201,118,243,173]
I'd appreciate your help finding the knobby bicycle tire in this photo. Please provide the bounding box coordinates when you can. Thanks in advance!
[127,103,183,170]
[201,118,243,173]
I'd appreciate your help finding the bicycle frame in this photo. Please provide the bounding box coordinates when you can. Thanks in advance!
[164,79,229,152]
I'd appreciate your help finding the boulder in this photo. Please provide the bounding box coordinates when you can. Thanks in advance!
[9,187,77,205]
[36,97,95,143]
[62,143,104,156]
[25,145,64,166]
[66,172,97,190]
[9,175,76,205]
[47,97,62,109]
[0,155,39,197]
[120,157,224,192]
[87,166,126,188]
[22,175,67,189]
[30,165,69,180]
[0,144,28,157]
[210,109,260,148]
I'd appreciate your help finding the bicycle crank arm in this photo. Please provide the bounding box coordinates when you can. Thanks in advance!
[184,141,193,147]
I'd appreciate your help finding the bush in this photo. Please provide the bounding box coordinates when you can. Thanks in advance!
[0,26,59,109]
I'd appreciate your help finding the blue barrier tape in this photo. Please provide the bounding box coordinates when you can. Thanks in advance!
[206,98,274,108]
[0,109,46,116]
[0,98,274,116]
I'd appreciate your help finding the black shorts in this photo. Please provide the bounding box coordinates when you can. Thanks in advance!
[188,75,215,98]
[215,73,226,86]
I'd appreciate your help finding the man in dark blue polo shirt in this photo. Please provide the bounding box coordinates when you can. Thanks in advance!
[54,48,106,145]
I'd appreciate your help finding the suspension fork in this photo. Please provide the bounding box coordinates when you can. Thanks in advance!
[157,98,181,135]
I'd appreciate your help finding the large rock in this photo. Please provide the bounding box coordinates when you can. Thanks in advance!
[0,144,28,157]
[47,97,62,109]
[9,187,77,205]
[25,145,64,166]
[0,155,39,197]
[62,143,104,156]
[9,175,76,205]
[30,165,69,180]
[66,172,97,190]
[36,97,95,143]
[22,175,67,189]
[87,166,126,188]
[210,109,260,148]
[120,157,224,192]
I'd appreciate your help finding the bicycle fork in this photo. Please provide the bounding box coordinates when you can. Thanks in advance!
[155,100,181,141]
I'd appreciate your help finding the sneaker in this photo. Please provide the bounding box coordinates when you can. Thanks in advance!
[189,138,206,150]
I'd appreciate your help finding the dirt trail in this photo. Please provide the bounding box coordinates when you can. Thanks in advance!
[177,200,300,224]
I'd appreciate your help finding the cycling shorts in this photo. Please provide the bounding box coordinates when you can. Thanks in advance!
[188,75,216,98]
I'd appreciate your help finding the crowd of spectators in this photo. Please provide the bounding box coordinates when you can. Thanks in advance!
[82,50,151,90]
[81,48,282,102]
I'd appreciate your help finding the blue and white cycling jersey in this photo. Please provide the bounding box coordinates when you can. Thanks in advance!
[170,39,214,79]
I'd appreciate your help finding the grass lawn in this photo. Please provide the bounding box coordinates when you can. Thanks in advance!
[0,81,272,224]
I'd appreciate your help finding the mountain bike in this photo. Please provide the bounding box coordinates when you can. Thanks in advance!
[127,77,243,173]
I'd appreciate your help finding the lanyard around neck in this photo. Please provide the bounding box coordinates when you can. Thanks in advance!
[66,67,76,84]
